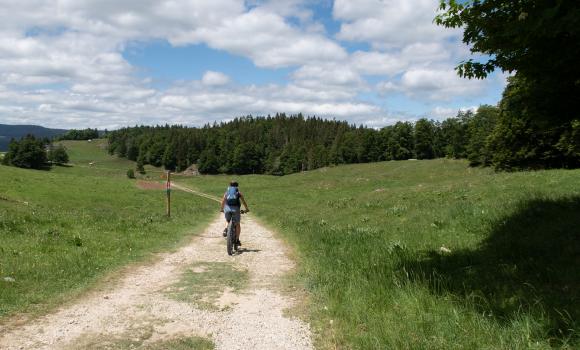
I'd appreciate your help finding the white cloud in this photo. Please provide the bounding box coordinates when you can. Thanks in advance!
[246,0,315,23]
[190,8,347,68]
[401,42,451,65]
[376,81,401,94]
[0,0,501,129]
[156,81,381,122]
[292,62,363,89]
[430,105,478,120]
[201,71,231,86]
[399,68,486,100]
[430,106,456,119]
[0,31,132,89]
[0,1,358,129]
[376,66,488,101]
[362,115,413,128]
[330,0,477,105]
[0,73,386,129]
[2,1,345,69]
[351,51,406,76]
[333,0,459,49]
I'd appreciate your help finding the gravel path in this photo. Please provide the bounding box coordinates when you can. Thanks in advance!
[0,196,313,349]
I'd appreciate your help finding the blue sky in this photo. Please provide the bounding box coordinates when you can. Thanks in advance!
[124,42,294,88]
[0,0,505,129]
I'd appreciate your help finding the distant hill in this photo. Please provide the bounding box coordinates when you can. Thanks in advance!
[0,124,68,151]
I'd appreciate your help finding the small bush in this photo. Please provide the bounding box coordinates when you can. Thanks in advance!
[48,144,69,165]
[3,135,47,169]
[126,169,135,179]
[136,160,145,174]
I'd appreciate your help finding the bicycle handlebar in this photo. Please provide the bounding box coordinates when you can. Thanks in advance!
[220,209,249,214]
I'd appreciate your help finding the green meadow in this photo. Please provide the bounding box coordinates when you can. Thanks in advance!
[51,139,165,178]
[0,140,215,318]
[177,160,580,349]
[1,140,579,349]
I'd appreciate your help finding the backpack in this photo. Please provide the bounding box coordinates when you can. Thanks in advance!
[225,186,241,207]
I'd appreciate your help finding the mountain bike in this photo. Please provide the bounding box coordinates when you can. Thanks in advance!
[226,210,246,256]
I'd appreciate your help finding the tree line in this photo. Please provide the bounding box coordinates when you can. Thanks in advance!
[107,104,579,176]
[109,0,580,175]
[56,128,100,141]
[2,127,101,169]
[2,135,69,169]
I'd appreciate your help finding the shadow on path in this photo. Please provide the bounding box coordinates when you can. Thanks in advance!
[399,196,580,345]
[236,248,262,255]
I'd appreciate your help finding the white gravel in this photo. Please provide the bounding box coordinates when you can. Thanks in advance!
[0,212,314,350]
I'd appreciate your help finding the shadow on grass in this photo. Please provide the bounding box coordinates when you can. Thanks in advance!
[10,163,70,171]
[400,196,580,344]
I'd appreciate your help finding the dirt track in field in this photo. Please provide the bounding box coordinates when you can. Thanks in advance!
[0,185,313,350]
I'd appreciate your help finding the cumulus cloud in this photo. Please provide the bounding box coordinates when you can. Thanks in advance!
[351,51,407,76]
[430,105,478,120]
[376,81,401,94]
[333,0,470,104]
[0,72,384,129]
[400,68,485,100]
[246,0,315,24]
[375,68,487,101]
[401,42,451,65]
[201,71,231,86]
[333,0,459,49]
[293,62,364,90]
[0,0,501,129]
[189,8,347,68]
[154,82,381,128]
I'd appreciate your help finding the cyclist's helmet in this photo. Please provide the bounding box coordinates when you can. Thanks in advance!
[230,180,239,187]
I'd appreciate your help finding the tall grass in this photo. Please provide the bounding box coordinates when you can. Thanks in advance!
[178,159,580,349]
[0,143,215,318]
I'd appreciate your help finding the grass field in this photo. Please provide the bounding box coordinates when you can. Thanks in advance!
[177,160,580,349]
[0,140,215,318]
[2,140,579,348]
[52,139,165,178]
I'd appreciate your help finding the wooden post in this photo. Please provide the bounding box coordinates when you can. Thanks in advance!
[166,171,171,217]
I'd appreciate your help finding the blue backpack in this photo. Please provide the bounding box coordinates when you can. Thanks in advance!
[226,186,241,206]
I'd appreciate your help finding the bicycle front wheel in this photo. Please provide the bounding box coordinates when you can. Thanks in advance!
[226,222,234,256]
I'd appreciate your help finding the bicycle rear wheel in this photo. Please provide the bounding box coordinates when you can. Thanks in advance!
[226,221,235,256]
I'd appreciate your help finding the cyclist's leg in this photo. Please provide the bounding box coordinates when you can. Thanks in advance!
[224,211,233,231]
[233,210,241,241]
[236,222,241,240]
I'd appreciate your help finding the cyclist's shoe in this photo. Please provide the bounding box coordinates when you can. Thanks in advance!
[236,239,242,246]
[222,228,227,237]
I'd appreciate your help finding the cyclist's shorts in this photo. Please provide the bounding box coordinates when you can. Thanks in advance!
[224,207,241,223]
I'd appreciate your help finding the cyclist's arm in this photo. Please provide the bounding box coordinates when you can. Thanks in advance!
[240,194,249,212]
[220,193,226,212]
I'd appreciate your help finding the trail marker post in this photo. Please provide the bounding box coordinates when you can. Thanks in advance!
[166,171,171,217]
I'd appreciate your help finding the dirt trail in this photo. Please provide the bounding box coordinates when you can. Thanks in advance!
[0,188,313,350]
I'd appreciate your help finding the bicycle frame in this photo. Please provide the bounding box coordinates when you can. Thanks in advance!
[226,210,245,255]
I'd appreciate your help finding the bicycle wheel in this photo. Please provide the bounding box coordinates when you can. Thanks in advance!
[226,221,234,256]
[232,220,239,252]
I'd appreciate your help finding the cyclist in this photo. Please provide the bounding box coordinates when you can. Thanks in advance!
[220,181,249,246]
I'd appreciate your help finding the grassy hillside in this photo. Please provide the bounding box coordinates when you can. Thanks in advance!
[0,141,215,318]
[52,139,165,178]
[2,138,578,348]
[177,160,580,349]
